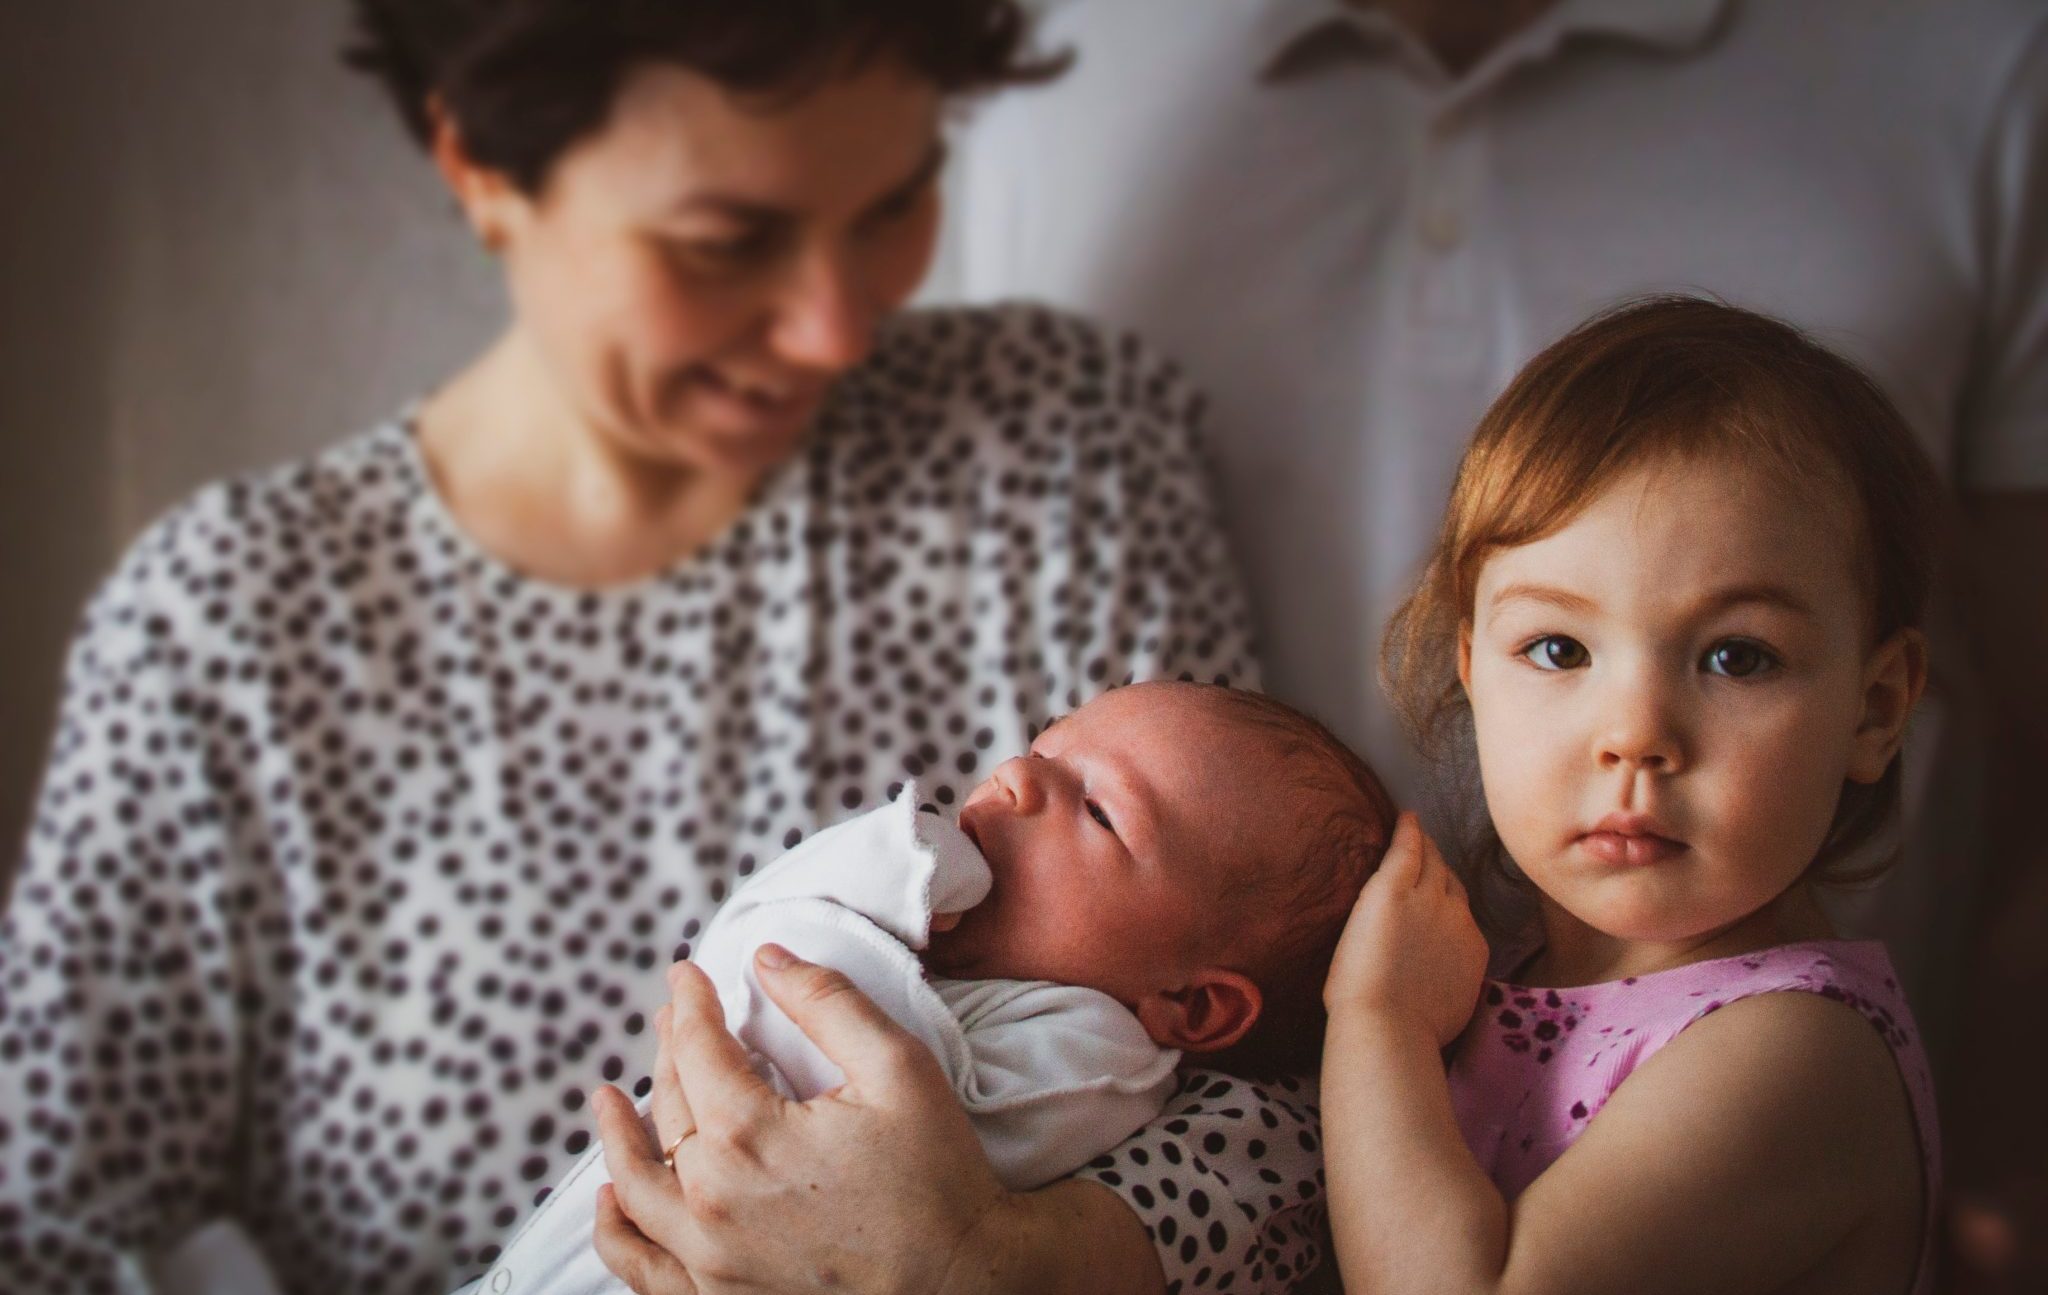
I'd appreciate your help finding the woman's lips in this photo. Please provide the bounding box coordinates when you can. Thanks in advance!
[685,366,818,436]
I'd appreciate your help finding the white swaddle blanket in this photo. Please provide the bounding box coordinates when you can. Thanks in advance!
[464,783,1181,1295]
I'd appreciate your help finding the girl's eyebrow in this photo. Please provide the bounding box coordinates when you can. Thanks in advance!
[1689,583,1817,619]
[1489,581,1817,620]
[1488,583,1597,615]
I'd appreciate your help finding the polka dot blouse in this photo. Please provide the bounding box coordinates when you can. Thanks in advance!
[0,305,1330,1295]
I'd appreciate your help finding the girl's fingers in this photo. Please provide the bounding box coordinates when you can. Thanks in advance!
[1378,812,1426,888]
[593,1084,693,1256]
[594,1183,700,1295]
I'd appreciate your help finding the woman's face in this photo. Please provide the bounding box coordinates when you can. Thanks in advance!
[471,59,945,474]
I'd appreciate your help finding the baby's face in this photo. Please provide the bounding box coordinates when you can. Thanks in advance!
[924,684,1268,1003]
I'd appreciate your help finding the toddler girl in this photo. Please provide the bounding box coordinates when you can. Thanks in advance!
[1323,296,1942,1294]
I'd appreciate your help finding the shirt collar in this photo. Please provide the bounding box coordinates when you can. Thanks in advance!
[1252,0,1733,81]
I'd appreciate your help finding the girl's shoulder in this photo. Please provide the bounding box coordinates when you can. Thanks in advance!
[1453,939,1937,1261]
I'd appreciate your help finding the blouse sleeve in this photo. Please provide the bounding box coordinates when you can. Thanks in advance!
[1005,312,1327,1292]
[0,500,255,1291]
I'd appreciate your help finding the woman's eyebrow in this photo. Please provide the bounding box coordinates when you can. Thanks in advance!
[863,141,948,217]
[668,141,947,224]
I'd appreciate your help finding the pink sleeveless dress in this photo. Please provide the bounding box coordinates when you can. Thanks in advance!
[1447,940,1939,1292]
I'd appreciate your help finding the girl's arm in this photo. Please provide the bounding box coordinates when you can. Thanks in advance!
[1323,824,1921,1295]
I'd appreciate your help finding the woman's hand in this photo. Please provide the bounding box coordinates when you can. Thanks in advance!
[589,945,1025,1295]
[1323,812,1489,1048]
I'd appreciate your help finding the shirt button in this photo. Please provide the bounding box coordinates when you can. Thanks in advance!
[490,1268,513,1293]
[1420,207,1464,252]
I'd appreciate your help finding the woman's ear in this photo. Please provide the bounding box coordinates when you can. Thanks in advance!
[1847,628,1929,784]
[1135,971,1262,1054]
[1457,622,1475,692]
[428,96,520,253]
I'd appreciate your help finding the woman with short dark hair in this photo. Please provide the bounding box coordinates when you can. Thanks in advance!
[0,4,1324,1294]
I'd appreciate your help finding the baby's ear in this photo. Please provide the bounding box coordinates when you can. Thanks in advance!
[1136,971,1262,1054]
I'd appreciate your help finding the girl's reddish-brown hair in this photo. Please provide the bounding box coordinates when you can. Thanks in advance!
[1381,296,1943,927]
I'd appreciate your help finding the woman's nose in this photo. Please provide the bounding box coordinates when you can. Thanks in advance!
[769,245,876,374]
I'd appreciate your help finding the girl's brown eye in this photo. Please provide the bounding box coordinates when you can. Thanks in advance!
[1086,800,1114,833]
[1702,639,1775,678]
[1522,635,1588,671]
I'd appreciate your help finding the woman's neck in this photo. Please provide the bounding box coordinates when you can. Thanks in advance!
[415,331,767,589]
[1527,883,1838,987]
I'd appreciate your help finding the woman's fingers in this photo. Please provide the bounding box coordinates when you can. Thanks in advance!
[749,943,943,1098]
[665,959,776,1133]
[648,1003,696,1161]
[593,1084,693,1257]
[594,1183,700,1295]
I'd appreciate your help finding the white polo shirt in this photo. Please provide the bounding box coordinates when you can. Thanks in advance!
[944,0,2048,1039]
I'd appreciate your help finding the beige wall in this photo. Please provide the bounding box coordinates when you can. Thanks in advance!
[1,2,502,867]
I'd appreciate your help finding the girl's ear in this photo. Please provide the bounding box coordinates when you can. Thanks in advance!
[1134,971,1262,1054]
[1457,623,1475,693]
[1847,628,1929,784]
[428,96,523,254]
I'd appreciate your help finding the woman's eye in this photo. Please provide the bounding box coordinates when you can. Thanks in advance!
[1702,639,1777,678]
[1521,635,1589,671]
[1085,800,1115,833]
[670,229,778,271]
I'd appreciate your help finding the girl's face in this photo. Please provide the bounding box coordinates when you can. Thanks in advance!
[1460,457,1920,951]
[451,57,944,474]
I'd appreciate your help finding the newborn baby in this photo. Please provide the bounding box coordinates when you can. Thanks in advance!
[466,682,1393,1295]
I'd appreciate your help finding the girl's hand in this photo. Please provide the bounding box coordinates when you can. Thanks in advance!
[590,947,1019,1295]
[1323,812,1489,1048]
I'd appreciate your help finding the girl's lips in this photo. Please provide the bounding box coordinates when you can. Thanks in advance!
[1578,830,1687,867]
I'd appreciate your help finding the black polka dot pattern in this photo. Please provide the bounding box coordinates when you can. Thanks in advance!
[0,305,1317,1294]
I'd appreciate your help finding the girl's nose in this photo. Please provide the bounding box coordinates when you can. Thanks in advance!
[1593,673,1687,775]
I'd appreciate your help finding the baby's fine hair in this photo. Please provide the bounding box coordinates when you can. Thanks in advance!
[1185,686,1397,1074]
[1382,295,1944,929]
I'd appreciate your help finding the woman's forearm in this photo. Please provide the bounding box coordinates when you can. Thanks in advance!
[942,1180,1167,1295]
[1323,1008,1510,1295]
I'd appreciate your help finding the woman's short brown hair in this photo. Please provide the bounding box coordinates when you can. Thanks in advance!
[1382,296,1944,928]
[344,1,1062,194]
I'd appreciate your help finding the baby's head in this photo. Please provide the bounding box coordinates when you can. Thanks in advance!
[1384,295,1940,945]
[925,681,1394,1073]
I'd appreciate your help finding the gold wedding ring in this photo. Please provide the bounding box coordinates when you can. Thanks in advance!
[661,1131,692,1168]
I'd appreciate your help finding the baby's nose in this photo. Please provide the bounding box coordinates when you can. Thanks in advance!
[990,756,1045,815]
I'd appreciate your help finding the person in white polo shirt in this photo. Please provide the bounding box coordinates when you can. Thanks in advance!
[943,0,2048,1283]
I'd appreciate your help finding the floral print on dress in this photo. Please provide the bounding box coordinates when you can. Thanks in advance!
[1446,940,1941,1295]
